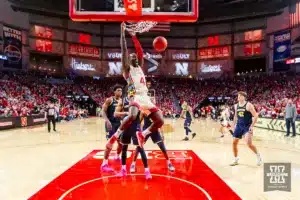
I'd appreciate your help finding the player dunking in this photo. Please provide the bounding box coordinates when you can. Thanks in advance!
[105,22,164,150]
[100,85,123,172]
[115,91,152,179]
[129,82,175,173]
[219,105,233,138]
[230,91,262,166]
[181,101,196,141]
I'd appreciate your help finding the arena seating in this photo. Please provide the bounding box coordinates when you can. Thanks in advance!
[1,72,300,119]
[0,72,87,120]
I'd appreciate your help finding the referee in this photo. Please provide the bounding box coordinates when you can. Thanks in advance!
[45,103,57,133]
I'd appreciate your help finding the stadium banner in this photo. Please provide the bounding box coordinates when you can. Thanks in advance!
[64,57,104,77]
[166,50,196,61]
[197,60,233,79]
[67,44,100,59]
[0,115,46,130]
[255,118,300,135]
[273,30,291,62]
[3,26,22,69]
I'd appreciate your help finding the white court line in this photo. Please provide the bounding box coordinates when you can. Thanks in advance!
[58,174,212,200]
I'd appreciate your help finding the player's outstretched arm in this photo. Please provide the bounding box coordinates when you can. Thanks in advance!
[131,34,144,67]
[121,22,129,73]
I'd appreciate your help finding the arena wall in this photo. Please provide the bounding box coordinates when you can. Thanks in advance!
[1,2,297,76]
[255,118,300,135]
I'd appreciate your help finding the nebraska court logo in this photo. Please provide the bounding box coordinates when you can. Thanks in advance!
[264,163,291,192]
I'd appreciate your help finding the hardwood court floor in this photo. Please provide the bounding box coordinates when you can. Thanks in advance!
[0,118,300,200]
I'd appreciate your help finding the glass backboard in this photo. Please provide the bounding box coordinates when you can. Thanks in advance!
[69,0,198,22]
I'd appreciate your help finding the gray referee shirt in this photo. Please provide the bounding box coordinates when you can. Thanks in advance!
[285,104,297,121]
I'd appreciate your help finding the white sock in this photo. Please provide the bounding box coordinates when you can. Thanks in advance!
[122,165,126,170]
[131,161,136,166]
[102,159,108,166]
[257,153,261,157]
[142,129,151,137]
[145,168,149,172]
[114,128,123,138]
[234,157,239,161]
[167,160,171,165]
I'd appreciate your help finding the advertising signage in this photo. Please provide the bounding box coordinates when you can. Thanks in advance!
[67,44,100,58]
[198,46,231,60]
[64,57,200,77]
[33,25,53,39]
[160,61,197,76]
[166,50,196,61]
[65,57,103,77]
[3,26,22,69]
[244,30,263,42]
[103,49,196,61]
[273,30,291,62]
[102,49,163,60]
[198,35,231,48]
[198,60,233,79]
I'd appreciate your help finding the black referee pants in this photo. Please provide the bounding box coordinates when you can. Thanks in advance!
[47,116,56,132]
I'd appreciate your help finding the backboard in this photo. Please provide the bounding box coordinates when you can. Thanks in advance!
[69,0,198,22]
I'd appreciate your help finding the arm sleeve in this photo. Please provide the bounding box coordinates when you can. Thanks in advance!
[132,35,143,60]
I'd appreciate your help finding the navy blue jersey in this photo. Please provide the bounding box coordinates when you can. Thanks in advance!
[143,116,152,130]
[122,96,140,126]
[182,106,192,121]
[123,97,130,113]
[236,102,252,126]
[107,97,120,123]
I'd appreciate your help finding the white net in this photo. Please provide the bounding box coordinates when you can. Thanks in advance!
[125,21,157,34]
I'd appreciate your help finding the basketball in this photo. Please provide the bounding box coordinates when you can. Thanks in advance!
[153,36,168,52]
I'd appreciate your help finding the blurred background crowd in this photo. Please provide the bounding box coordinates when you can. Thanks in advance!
[1,71,299,120]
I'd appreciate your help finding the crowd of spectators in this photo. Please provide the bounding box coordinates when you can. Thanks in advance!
[212,73,300,119]
[0,72,88,120]
[1,71,300,120]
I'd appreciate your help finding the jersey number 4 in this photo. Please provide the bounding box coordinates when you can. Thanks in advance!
[140,77,146,85]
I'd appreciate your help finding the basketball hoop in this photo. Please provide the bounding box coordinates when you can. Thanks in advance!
[125,21,157,34]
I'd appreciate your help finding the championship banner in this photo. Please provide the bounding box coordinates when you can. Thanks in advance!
[3,26,22,69]
[273,30,291,63]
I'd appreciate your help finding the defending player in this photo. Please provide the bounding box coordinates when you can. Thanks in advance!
[230,91,262,166]
[100,85,123,172]
[115,92,152,179]
[129,85,175,173]
[106,22,164,149]
[219,105,233,138]
[180,101,196,141]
